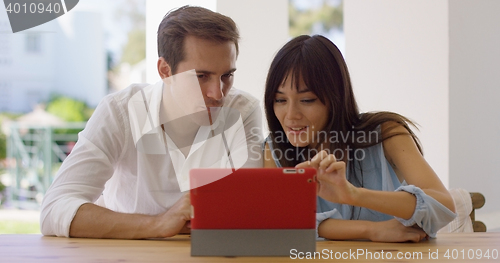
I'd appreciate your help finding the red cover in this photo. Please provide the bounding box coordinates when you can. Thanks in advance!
[190,168,317,229]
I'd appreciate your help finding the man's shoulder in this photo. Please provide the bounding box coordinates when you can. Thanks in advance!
[108,83,151,103]
[100,83,156,113]
[226,88,260,116]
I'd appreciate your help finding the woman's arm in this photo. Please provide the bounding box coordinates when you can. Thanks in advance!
[296,122,455,219]
[296,152,419,219]
[318,218,427,242]
[381,122,455,213]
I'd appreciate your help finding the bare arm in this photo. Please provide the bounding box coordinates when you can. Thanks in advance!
[69,193,191,239]
[318,218,427,242]
[381,122,455,213]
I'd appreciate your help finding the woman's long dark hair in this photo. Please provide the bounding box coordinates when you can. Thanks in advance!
[264,35,422,218]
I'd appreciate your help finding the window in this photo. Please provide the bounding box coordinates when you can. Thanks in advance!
[0,82,12,112]
[0,20,11,55]
[289,0,344,54]
[25,33,42,53]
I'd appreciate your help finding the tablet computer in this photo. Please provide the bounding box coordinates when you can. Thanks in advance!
[190,168,317,256]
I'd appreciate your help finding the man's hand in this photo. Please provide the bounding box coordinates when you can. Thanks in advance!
[69,193,192,239]
[154,192,192,237]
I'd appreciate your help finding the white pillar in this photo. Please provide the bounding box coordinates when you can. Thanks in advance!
[345,0,500,222]
[449,0,500,221]
[344,0,450,186]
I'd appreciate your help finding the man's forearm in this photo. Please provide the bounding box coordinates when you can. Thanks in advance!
[69,203,160,239]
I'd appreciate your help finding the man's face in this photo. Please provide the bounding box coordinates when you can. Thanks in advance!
[175,35,237,111]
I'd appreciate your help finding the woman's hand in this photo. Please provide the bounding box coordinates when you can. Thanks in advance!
[296,150,358,205]
[369,219,428,243]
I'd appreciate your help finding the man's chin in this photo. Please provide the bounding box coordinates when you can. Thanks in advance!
[188,110,216,127]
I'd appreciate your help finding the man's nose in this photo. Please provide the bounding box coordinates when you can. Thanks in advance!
[205,78,223,101]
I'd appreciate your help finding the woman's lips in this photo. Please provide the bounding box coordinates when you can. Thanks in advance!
[287,126,308,135]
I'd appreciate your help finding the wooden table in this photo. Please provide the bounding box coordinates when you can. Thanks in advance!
[1,233,499,262]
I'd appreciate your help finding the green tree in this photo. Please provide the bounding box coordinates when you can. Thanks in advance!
[289,0,343,37]
[46,96,92,122]
[121,29,146,66]
[0,123,6,160]
[117,0,146,66]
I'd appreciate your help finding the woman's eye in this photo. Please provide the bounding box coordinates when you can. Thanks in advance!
[197,74,207,79]
[301,99,317,103]
[274,99,286,103]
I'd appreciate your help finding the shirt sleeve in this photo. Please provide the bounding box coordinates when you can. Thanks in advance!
[40,94,128,237]
[394,185,457,238]
[227,99,263,168]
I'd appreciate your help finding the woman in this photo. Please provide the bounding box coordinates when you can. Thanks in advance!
[263,35,456,242]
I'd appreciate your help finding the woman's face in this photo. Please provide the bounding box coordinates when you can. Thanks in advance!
[273,75,329,148]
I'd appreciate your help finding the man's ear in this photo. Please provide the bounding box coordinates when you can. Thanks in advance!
[157,57,172,79]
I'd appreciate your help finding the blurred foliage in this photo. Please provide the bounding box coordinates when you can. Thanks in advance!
[0,220,40,234]
[46,96,93,135]
[46,96,94,122]
[117,0,145,66]
[121,29,146,66]
[0,112,22,119]
[0,126,6,160]
[0,180,4,193]
[289,0,343,37]
[0,180,5,206]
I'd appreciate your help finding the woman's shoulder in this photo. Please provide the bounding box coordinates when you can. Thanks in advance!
[380,121,411,137]
[263,135,281,168]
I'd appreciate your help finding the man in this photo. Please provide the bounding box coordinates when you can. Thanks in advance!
[40,6,263,239]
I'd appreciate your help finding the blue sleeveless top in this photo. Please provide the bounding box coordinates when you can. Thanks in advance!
[266,135,401,221]
[265,134,456,237]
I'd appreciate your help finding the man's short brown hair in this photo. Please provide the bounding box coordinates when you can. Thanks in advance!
[157,6,240,74]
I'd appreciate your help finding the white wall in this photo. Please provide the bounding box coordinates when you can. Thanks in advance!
[345,0,500,228]
[449,0,500,219]
[344,0,450,186]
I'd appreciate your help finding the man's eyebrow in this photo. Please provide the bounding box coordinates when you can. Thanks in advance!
[195,68,237,75]
[225,68,237,74]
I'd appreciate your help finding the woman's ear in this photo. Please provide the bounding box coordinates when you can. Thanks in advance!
[157,57,172,79]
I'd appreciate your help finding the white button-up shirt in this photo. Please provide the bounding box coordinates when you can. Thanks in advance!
[40,80,263,237]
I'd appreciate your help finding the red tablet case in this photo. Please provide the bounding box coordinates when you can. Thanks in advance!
[190,168,317,256]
